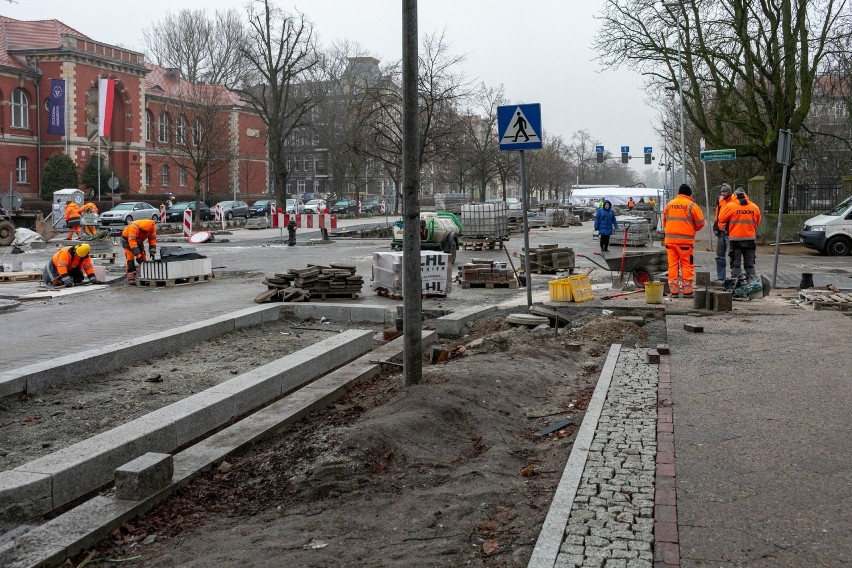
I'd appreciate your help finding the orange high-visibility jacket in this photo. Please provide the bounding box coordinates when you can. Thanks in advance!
[718,196,761,241]
[81,202,99,214]
[122,219,158,255]
[663,194,705,246]
[64,202,81,221]
[50,246,94,278]
[713,194,735,232]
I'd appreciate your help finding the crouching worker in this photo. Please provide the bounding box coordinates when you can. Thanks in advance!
[43,243,99,287]
[121,218,158,283]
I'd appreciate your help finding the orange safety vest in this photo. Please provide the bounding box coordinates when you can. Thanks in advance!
[50,246,94,277]
[81,202,99,214]
[122,219,158,254]
[663,194,705,246]
[718,197,761,241]
[714,194,735,232]
[65,202,81,221]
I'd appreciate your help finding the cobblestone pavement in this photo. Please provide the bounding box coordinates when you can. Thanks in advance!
[555,348,658,568]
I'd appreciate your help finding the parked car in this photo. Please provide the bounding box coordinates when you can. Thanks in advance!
[216,200,250,220]
[304,199,327,214]
[249,200,275,217]
[165,201,213,223]
[99,202,160,225]
[799,195,852,256]
[361,199,383,214]
[330,199,359,214]
[285,199,305,214]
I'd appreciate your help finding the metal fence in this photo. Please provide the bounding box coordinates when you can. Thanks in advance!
[788,182,841,214]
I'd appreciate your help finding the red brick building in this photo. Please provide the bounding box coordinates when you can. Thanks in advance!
[0,16,267,200]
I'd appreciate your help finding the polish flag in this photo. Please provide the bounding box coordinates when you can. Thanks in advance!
[98,78,115,137]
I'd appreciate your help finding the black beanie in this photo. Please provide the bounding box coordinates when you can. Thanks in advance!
[678,184,692,196]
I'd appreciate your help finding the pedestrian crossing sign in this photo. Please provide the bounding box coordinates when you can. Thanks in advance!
[498,104,542,151]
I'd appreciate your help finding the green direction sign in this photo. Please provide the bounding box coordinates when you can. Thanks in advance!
[700,149,736,162]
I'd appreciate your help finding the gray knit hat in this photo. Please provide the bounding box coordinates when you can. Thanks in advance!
[720,183,732,194]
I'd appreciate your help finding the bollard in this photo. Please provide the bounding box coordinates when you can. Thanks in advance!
[693,289,708,309]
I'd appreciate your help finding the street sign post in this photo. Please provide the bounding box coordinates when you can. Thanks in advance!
[497,103,543,308]
[699,149,736,162]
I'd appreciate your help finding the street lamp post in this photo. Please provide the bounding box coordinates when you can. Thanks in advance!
[664,2,688,187]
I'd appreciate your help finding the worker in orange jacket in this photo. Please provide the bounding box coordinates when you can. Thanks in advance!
[43,243,99,287]
[662,184,706,297]
[627,197,635,210]
[80,202,99,237]
[121,218,158,282]
[64,201,82,240]
[712,184,735,281]
[718,188,761,282]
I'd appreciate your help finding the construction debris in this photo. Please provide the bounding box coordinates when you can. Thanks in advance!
[255,264,364,303]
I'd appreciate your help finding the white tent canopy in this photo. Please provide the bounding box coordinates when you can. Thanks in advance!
[569,187,665,207]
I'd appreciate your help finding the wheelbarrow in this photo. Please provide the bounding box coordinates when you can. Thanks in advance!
[577,248,667,286]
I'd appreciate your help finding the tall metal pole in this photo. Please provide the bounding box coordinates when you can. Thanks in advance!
[402,0,422,387]
[772,161,789,287]
[700,138,713,251]
[520,150,532,308]
[675,11,687,186]
[97,137,101,202]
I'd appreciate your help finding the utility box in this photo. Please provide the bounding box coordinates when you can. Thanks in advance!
[51,189,85,229]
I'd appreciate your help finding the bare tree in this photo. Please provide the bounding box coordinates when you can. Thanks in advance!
[143,9,246,86]
[156,84,233,229]
[236,1,323,206]
[459,83,504,202]
[594,0,852,209]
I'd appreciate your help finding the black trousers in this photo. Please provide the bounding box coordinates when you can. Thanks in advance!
[600,234,611,251]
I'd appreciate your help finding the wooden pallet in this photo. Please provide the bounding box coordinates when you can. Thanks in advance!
[374,288,447,300]
[309,291,360,300]
[460,280,519,289]
[136,274,212,287]
[92,252,119,265]
[462,238,505,251]
[799,289,852,311]
[0,271,42,283]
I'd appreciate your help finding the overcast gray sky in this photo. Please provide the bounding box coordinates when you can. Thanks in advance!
[7,0,662,175]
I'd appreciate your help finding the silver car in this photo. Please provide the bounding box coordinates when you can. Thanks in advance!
[216,200,250,220]
[99,202,160,225]
[285,199,305,214]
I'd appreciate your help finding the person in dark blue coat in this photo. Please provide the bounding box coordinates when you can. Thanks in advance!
[594,200,619,252]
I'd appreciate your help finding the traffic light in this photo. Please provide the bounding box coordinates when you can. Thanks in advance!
[595,145,604,164]
[620,146,629,164]
[643,146,653,165]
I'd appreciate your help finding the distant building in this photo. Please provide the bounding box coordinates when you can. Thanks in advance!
[0,16,267,200]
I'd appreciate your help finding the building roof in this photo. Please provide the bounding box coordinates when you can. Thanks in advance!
[144,63,245,107]
[0,16,90,70]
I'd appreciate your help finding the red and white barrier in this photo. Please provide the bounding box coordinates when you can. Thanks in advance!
[380,200,387,214]
[183,209,193,238]
[214,204,222,222]
[282,214,338,229]
[159,204,166,223]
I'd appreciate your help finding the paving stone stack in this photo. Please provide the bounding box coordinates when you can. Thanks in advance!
[555,348,657,567]
[617,217,652,246]
[457,259,515,284]
[520,244,576,274]
[255,264,363,303]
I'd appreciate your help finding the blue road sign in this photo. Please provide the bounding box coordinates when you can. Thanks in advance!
[498,104,543,151]
[621,146,630,153]
[595,145,604,153]
[643,147,652,154]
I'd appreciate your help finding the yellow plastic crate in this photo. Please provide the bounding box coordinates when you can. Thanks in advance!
[548,278,573,302]
[567,274,594,303]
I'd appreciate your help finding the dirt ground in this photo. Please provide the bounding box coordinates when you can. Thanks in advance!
[67,314,654,568]
[0,317,371,471]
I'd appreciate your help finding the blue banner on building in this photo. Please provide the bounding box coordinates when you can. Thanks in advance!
[47,79,65,135]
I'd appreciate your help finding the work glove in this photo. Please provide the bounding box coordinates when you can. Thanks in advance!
[148,248,157,260]
[88,275,99,285]
[61,275,74,288]
[135,254,144,263]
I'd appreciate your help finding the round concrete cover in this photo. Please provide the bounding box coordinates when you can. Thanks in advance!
[506,313,550,326]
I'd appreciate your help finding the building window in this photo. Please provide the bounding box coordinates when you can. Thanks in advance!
[176,116,186,144]
[297,180,305,193]
[294,156,301,171]
[304,155,312,171]
[158,113,171,143]
[15,156,28,183]
[145,164,152,186]
[193,117,201,147]
[835,100,848,119]
[145,110,154,141]
[161,164,170,186]
[179,166,187,186]
[11,89,29,128]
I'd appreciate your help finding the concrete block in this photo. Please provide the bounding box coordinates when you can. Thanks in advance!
[706,289,715,310]
[713,291,733,312]
[0,375,26,399]
[0,471,52,522]
[0,528,68,568]
[695,271,711,286]
[693,289,707,310]
[434,305,498,336]
[348,305,393,323]
[656,344,671,354]
[683,323,704,333]
[646,350,660,364]
[115,453,173,501]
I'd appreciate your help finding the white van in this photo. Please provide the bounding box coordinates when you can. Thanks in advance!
[799,195,852,256]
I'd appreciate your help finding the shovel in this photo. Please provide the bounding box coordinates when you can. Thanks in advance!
[601,289,644,300]
[616,224,630,284]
